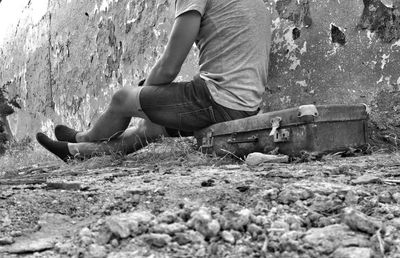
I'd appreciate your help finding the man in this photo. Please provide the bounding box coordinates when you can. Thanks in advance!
[36,0,272,162]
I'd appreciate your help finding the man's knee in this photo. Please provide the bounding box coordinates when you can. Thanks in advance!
[108,87,149,119]
[110,88,131,110]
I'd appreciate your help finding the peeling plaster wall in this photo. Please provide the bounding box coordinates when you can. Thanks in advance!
[0,0,400,142]
[0,0,198,138]
[266,0,400,143]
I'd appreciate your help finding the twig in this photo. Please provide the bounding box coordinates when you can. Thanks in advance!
[220,148,244,162]
[0,178,47,185]
[376,228,385,257]
[383,179,400,184]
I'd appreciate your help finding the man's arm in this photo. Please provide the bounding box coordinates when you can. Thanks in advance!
[143,11,201,86]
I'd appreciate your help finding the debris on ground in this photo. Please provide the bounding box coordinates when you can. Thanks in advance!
[1,140,400,257]
[245,152,289,166]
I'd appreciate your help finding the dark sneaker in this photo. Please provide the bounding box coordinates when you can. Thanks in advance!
[36,132,73,162]
[54,125,78,143]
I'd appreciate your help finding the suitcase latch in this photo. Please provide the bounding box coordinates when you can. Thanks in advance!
[269,117,282,136]
[273,129,290,143]
[298,105,319,117]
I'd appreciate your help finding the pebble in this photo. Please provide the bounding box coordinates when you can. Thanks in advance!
[88,244,107,258]
[332,247,373,258]
[157,211,178,224]
[110,239,119,248]
[105,211,154,238]
[270,221,290,232]
[392,192,400,203]
[345,190,359,205]
[195,246,207,257]
[247,223,263,237]
[54,242,74,255]
[141,233,171,248]
[96,228,113,245]
[189,208,212,227]
[285,215,303,230]
[79,227,92,238]
[152,223,187,235]
[351,175,381,185]
[9,231,22,237]
[189,207,221,238]
[310,194,341,213]
[186,230,205,244]
[261,188,280,200]
[378,191,393,203]
[221,230,235,244]
[303,224,371,254]
[173,232,192,245]
[227,208,252,231]
[277,188,312,204]
[207,220,221,238]
[0,236,14,245]
[106,218,130,239]
[390,218,400,229]
[80,236,93,246]
[342,207,384,235]
[4,238,55,254]
[230,230,242,241]
[245,152,289,166]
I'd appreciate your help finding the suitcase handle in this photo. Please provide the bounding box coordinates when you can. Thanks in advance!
[227,135,259,144]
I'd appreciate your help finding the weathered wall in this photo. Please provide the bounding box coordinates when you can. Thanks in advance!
[266,0,400,145]
[0,0,399,144]
[0,0,198,139]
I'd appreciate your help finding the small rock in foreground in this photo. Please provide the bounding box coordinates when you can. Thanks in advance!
[4,238,55,254]
[303,224,370,254]
[221,231,235,244]
[342,207,384,235]
[88,243,107,258]
[141,233,171,248]
[351,175,381,185]
[0,237,14,245]
[245,152,289,166]
[332,247,373,258]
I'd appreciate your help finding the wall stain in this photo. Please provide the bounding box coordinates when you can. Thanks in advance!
[358,0,400,43]
[275,0,312,28]
[331,25,346,45]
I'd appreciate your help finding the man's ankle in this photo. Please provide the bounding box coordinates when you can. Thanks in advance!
[67,143,80,156]
[75,133,87,143]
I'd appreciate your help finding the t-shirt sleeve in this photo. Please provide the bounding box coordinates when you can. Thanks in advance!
[175,0,207,18]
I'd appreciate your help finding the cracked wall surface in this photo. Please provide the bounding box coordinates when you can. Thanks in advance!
[0,0,400,144]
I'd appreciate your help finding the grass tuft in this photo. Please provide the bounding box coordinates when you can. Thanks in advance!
[0,137,60,176]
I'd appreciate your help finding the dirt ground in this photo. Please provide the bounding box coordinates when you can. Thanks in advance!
[1,138,400,258]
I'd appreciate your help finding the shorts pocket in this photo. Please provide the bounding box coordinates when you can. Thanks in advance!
[179,106,217,132]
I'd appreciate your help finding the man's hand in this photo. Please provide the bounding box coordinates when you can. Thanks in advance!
[144,11,201,86]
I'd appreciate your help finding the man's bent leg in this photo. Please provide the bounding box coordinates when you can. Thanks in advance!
[69,119,166,157]
[74,86,148,143]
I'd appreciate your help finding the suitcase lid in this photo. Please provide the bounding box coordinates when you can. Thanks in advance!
[195,104,368,137]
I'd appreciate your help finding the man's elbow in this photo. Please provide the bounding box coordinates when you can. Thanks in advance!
[158,63,180,81]
[163,67,180,81]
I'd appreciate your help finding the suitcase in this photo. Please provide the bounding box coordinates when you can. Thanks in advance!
[194,104,369,157]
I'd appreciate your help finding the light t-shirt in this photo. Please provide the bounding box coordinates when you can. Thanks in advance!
[175,0,271,111]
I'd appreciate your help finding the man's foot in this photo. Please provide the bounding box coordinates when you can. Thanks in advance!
[54,125,78,143]
[36,133,73,162]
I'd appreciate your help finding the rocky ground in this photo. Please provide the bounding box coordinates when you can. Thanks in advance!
[1,138,400,258]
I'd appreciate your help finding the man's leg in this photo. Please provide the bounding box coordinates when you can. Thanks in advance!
[37,119,165,162]
[60,87,149,143]
[69,119,165,156]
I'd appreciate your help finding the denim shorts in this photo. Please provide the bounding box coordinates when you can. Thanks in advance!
[139,75,259,136]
